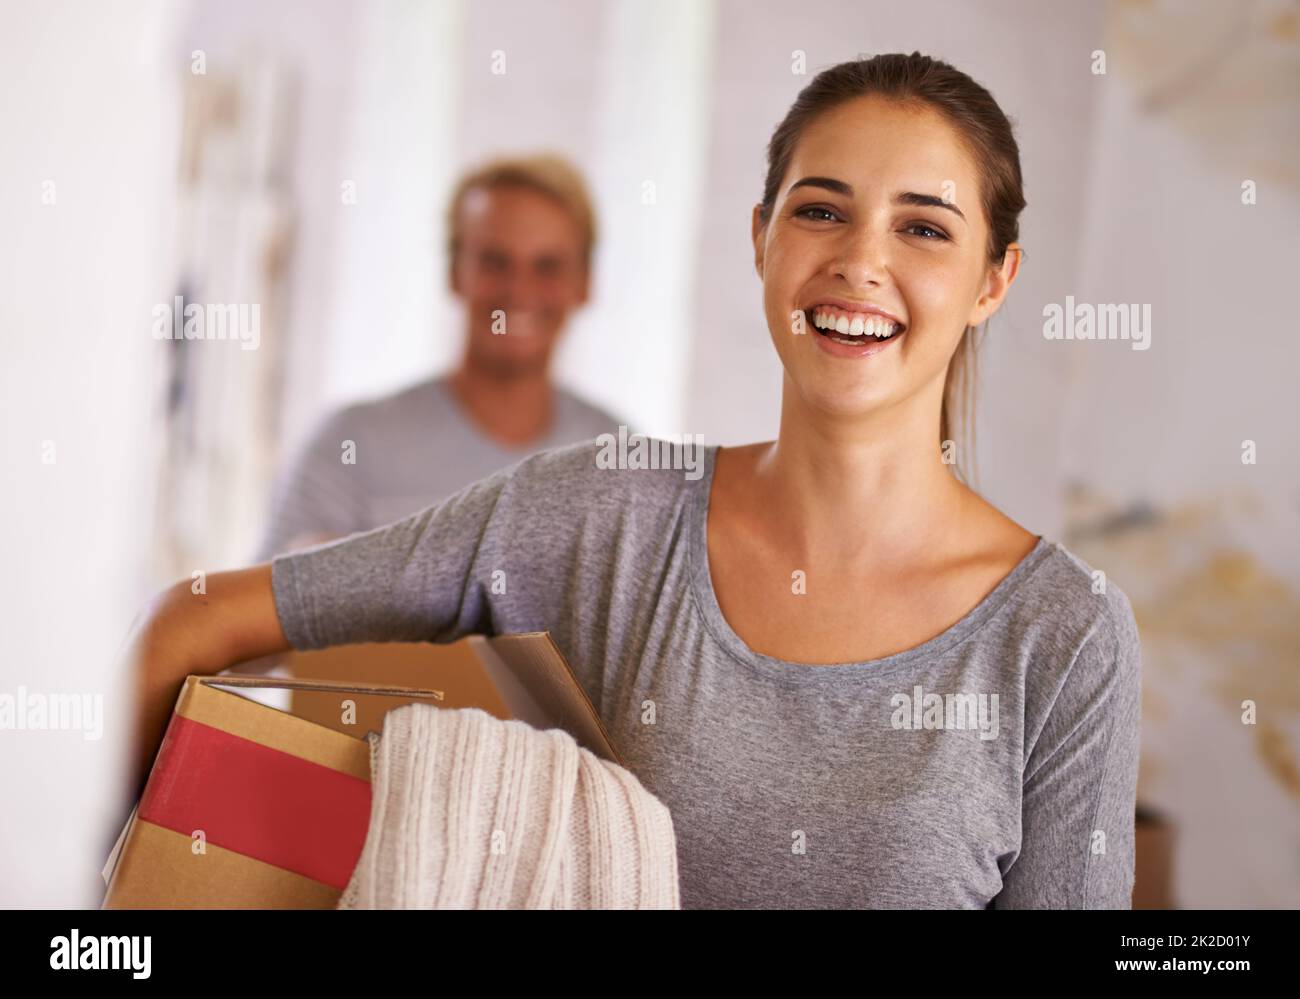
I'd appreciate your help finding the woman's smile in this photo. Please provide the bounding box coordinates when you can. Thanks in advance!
[802,299,909,358]
[810,319,909,358]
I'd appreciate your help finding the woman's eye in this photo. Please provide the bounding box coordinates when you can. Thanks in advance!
[906,223,949,241]
[795,206,839,222]
[794,207,947,241]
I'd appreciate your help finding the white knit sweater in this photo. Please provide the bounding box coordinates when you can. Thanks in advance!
[338,704,680,909]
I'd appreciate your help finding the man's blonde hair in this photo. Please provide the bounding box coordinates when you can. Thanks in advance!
[446,153,598,271]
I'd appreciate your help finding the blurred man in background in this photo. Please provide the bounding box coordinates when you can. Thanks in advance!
[256,153,625,560]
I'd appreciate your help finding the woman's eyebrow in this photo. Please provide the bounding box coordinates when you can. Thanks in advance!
[786,175,854,198]
[895,189,967,224]
[786,176,967,224]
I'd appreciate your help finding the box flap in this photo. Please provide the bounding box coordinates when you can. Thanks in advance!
[280,642,505,740]
[201,674,446,699]
[472,633,626,767]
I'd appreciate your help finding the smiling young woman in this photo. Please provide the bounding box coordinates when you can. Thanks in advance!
[710,60,1038,666]
[126,53,1141,910]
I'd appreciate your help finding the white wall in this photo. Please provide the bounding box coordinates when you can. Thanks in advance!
[557,0,717,436]
[176,0,367,468]
[0,0,182,907]
[320,0,465,411]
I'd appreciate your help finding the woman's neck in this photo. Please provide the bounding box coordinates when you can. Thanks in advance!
[742,377,973,567]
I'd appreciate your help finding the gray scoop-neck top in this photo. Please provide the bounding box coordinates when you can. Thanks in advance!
[271,437,1142,909]
[686,444,1054,682]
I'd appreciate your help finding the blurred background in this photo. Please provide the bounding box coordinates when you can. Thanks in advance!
[1,0,1297,908]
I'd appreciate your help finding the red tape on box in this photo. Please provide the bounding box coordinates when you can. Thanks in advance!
[139,714,371,889]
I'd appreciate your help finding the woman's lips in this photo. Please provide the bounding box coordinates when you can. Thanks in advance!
[810,319,907,358]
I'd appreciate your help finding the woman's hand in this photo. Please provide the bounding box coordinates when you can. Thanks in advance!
[123,564,291,798]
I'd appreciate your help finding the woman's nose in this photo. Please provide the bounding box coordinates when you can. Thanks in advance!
[830,224,890,286]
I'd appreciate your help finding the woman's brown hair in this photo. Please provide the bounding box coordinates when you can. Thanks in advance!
[757,52,1027,489]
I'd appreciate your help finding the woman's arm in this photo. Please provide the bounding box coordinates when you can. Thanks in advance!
[125,450,538,798]
[221,532,340,675]
[125,564,289,796]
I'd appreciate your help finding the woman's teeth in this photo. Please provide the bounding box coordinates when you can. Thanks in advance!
[808,309,902,339]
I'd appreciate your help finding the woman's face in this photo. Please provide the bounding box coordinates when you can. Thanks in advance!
[753,95,1017,421]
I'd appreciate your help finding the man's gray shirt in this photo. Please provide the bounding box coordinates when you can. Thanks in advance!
[257,374,623,559]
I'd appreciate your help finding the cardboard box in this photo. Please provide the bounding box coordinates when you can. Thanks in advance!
[1133,805,1177,909]
[101,633,621,909]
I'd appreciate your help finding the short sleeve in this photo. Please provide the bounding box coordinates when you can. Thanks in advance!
[268,456,522,651]
[256,409,367,560]
[991,591,1143,909]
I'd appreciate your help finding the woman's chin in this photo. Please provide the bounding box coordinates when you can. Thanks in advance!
[793,380,895,420]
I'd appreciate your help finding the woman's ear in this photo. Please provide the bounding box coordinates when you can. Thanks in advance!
[967,242,1023,327]
[751,203,766,277]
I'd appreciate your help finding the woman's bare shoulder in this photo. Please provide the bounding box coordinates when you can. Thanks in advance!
[959,491,1041,572]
